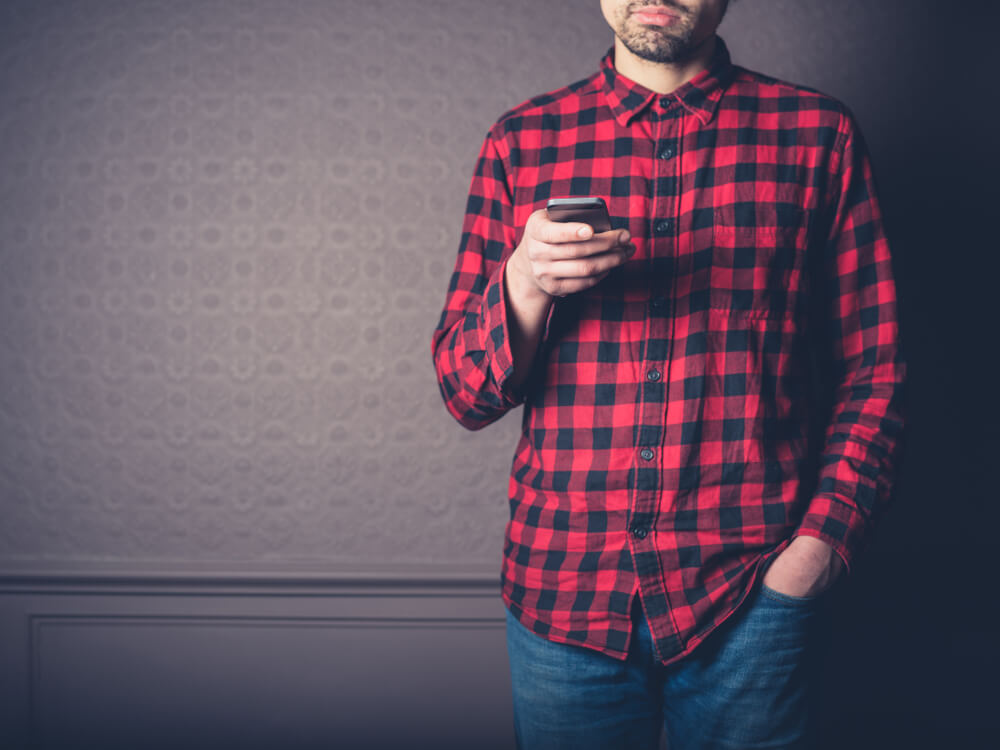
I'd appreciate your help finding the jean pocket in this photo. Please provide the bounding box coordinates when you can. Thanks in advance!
[758,581,826,607]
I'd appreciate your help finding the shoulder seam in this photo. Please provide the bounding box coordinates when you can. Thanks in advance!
[491,71,604,130]
[731,65,846,106]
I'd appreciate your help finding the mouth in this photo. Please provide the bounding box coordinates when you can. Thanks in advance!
[631,6,681,27]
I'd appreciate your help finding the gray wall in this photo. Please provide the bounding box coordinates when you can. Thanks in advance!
[0,0,596,577]
[0,1,996,748]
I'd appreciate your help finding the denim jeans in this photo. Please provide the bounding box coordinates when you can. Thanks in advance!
[505,564,833,750]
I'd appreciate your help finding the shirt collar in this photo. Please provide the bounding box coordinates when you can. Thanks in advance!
[599,35,736,127]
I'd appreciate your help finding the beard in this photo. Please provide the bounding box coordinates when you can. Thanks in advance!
[614,2,699,64]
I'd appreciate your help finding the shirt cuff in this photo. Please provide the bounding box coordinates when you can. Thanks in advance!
[479,256,556,405]
[792,493,868,578]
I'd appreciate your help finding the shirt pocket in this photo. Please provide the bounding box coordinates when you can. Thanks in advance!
[709,202,810,321]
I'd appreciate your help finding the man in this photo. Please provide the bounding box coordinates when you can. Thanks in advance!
[431,1,905,747]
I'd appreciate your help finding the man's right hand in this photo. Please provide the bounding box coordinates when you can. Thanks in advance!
[507,208,636,300]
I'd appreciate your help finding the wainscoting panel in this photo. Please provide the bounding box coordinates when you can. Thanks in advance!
[0,573,514,750]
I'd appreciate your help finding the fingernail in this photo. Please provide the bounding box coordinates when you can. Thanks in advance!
[578,226,592,238]
[620,230,631,243]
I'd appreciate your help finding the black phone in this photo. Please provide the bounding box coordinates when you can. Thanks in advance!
[546,196,612,234]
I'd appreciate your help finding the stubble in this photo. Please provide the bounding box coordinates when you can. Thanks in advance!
[614,1,698,64]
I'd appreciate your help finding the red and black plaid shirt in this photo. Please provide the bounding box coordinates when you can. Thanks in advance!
[431,37,905,665]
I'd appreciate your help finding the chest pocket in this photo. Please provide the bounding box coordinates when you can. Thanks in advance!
[709,201,810,320]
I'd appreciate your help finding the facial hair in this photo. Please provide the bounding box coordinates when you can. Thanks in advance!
[614,1,698,64]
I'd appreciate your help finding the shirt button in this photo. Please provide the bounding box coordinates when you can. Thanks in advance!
[640,448,655,461]
[655,219,673,234]
[658,145,675,160]
[629,524,649,539]
[651,296,666,309]
[659,96,672,108]
[646,369,661,382]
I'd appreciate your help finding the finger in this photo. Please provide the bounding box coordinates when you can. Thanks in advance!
[544,249,630,280]
[535,210,631,245]
[533,215,595,244]
[551,234,634,260]
[534,232,633,263]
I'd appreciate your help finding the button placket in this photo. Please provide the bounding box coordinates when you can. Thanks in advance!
[630,98,675,595]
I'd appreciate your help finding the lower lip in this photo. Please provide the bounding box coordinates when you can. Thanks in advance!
[633,10,678,26]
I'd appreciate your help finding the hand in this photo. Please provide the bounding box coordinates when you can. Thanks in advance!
[507,208,636,300]
[762,536,844,598]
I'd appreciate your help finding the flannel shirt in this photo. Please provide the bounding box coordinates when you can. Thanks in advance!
[430,36,905,665]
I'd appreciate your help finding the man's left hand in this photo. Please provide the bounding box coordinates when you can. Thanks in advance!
[762,536,844,598]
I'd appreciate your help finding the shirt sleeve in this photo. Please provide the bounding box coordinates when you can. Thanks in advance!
[791,109,906,577]
[430,126,555,431]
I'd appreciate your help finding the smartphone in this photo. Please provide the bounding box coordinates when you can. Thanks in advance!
[546,196,612,234]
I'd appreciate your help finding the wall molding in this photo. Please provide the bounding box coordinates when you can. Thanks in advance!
[0,562,500,596]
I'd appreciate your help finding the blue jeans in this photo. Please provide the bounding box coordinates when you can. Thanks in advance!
[505,567,833,750]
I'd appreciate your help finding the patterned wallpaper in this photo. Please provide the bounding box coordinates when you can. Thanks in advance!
[0,0,899,575]
[0,0,620,573]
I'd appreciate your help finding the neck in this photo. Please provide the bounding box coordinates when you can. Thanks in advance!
[612,34,717,94]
